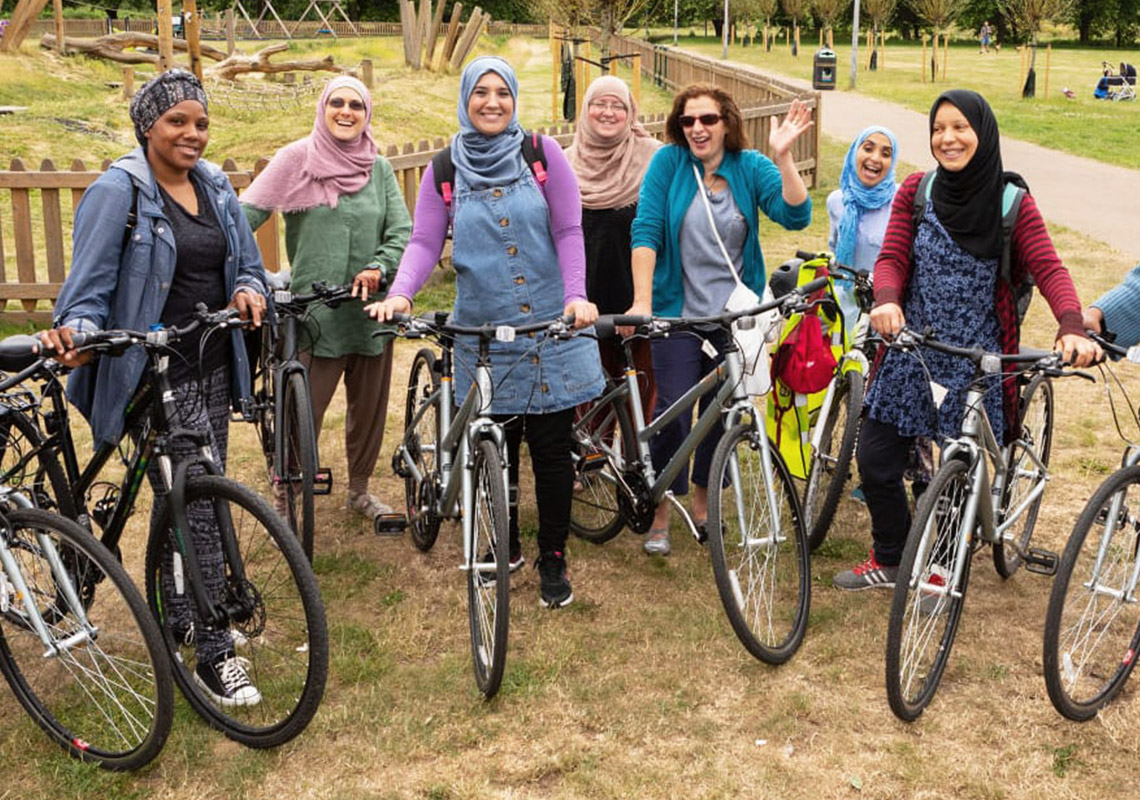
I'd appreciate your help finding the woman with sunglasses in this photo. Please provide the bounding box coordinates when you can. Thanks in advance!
[565,75,662,426]
[368,57,604,609]
[242,76,411,526]
[628,84,813,555]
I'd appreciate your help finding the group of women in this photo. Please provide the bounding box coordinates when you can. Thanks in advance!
[42,52,1130,703]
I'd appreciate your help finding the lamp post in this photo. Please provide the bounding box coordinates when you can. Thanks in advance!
[849,0,860,89]
[722,0,728,58]
[674,0,678,45]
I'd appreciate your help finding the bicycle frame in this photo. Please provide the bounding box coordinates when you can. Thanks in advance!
[1084,444,1140,605]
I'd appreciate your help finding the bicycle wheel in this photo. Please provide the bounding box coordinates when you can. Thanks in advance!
[1043,465,1140,720]
[403,348,443,552]
[707,423,810,665]
[569,391,635,544]
[0,508,173,770]
[803,370,864,551]
[145,475,328,748]
[280,372,316,562]
[468,439,509,697]
[993,374,1053,578]
[0,408,76,518]
[886,458,973,721]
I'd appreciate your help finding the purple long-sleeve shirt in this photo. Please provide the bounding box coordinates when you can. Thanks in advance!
[387,135,587,305]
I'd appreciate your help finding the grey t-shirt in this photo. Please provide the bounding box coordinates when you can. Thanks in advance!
[679,183,748,318]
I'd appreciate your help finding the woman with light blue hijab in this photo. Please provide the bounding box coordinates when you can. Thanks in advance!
[826,125,898,272]
[371,56,604,609]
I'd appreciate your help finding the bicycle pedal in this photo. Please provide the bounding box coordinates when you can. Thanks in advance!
[374,513,407,536]
[313,468,333,496]
[1024,547,1058,576]
[578,453,608,473]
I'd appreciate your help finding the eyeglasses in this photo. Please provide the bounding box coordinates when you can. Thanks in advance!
[328,97,366,112]
[588,101,628,114]
[679,113,723,128]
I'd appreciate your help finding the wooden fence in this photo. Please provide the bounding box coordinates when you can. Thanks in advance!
[26,18,547,40]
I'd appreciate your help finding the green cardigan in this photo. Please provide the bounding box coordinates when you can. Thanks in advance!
[243,156,412,358]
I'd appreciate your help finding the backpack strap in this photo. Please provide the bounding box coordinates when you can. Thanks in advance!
[999,182,1026,285]
[521,131,548,187]
[911,170,936,229]
[431,145,456,210]
[122,181,140,251]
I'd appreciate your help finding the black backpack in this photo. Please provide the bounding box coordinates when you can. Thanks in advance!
[432,131,548,213]
[912,170,1033,325]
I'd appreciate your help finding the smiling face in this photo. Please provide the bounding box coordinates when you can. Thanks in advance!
[681,94,726,163]
[854,132,893,188]
[586,93,629,140]
[930,101,978,172]
[145,100,208,174]
[467,71,515,136]
[323,86,367,142]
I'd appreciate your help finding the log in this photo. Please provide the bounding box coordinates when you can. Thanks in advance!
[209,42,344,81]
[39,32,229,63]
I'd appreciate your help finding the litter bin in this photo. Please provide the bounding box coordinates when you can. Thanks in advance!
[813,48,837,90]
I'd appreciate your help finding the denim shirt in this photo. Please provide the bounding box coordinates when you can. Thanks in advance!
[450,167,603,414]
[54,148,267,447]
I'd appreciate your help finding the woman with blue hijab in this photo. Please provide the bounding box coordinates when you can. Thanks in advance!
[827,125,898,273]
[370,57,604,609]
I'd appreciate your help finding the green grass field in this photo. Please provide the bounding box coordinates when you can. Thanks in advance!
[2,30,1140,800]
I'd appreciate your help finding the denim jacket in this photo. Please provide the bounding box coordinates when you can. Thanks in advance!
[54,148,267,447]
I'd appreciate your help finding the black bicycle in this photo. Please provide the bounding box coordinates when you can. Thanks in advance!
[0,307,328,748]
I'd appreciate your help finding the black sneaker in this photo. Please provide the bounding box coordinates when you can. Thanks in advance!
[537,550,573,609]
[194,650,262,707]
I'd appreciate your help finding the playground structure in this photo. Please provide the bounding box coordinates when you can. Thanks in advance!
[397,0,489,71]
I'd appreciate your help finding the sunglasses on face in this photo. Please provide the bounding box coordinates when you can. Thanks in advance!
[328,97,365,112]
[679,113,722,128]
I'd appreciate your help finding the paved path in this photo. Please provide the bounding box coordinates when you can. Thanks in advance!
[756,70,1139,263]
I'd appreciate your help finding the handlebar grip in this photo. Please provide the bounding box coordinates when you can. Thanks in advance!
[797,276,830,296]
[795,250,820,262]
[594,314,652,340]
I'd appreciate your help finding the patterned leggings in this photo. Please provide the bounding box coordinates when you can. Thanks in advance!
[147,365,232,664]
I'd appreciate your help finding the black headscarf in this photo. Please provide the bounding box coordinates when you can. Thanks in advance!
[928,89,1003,260]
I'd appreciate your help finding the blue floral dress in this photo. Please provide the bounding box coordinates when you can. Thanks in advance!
[864,202,1004,443]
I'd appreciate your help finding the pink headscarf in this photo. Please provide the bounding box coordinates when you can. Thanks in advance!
[565,75,661,210]
[242,76,377,213]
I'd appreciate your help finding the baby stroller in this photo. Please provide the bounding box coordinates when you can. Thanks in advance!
[1094,61,1137,101]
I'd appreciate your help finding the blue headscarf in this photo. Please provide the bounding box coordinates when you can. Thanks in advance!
[834,125,899,267]
[451,56,526,190]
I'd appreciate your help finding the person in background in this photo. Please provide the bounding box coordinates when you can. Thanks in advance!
[242,76,411,525]
[367,57,604,609]
[1083,263,1140,347]
[628,84,813,556]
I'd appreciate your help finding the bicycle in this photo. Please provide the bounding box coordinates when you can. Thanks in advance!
[388,312,580,697]
[244,271,354,561]
[882,327,1070,721]
[0,385,174,771]
[0,307,328,748]
[567,279,829,665]
[778,251,876,551]
[1043,331,1140,720]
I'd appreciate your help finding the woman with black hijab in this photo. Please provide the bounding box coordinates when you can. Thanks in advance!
[833,89,1099,591]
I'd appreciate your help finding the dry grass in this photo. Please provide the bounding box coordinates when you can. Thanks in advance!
[2,32,1140,800]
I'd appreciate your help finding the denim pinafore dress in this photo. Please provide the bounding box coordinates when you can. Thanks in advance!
[864,202,1004,442]
[449,167,604,414]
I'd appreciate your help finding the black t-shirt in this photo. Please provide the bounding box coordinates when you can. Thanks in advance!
[582,205,637,315]
[157,173,230,384]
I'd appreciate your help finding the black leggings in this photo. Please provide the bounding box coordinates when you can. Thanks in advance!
[856,416,915,567]
[495,408,575,555]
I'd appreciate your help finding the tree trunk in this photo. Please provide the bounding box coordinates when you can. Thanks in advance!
[210,43,344,80]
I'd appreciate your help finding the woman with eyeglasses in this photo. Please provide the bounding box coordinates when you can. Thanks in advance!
[628,84,813,555]
[242,76,411,526]
[565,75,662,427]
[367,57,604,609]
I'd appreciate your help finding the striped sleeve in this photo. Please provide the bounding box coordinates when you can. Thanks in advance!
[871,171,923,307]
[1010,194,1084,337]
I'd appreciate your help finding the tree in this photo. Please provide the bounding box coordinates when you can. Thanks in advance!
[782,0,808,53]
[910,0,958,79]
[538,0,651,57]
[812,0,847,46]
[999,0,1073,95]
[863,0,896,67]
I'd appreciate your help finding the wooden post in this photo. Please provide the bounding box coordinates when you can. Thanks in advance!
[184,0,203,80]
[1044,42,1052,98]
[399,0,414,65]
[439,2,463,68]
[794,23,800,55]
[941,33,948,80]
[550,19,558,122]
[361,58,373,88]
[53,0,65,54]
[448,6,484,71]
[123,66,135,99]
[921,34,927,83]
[631,52,641,108]
[156,0,174,71]
[425,0,447,62]
[225,7,236,55]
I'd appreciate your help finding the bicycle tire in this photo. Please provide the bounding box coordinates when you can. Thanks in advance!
[569,390,636,544]
[280,372,317,562]
[0,508,174,770]
[803,370,864,551]
[1043,464,1140,720]
[145,475,328,748]
[886,458,973,721]
[468,439,510,698]
[993,374,1053,578]
[0,408,77,519]
[403,348,443,552]
[707,424,810,665]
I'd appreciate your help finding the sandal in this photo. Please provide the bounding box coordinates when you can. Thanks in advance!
[347,491,393,519]
[644,527,671,556]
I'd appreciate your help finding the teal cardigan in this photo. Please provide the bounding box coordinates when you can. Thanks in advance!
[630,145,812,316]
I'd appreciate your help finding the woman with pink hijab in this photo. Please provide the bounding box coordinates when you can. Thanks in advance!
[243,76,411,527]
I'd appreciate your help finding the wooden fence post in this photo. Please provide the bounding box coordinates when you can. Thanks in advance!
[361,59,373,88]
[185,0,203,79]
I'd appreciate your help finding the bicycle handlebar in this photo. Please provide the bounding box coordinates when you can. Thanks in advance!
[1089,330,1140,364]
[378,312,578,342]
[274,280,357,310]
[892,326,1093,380]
